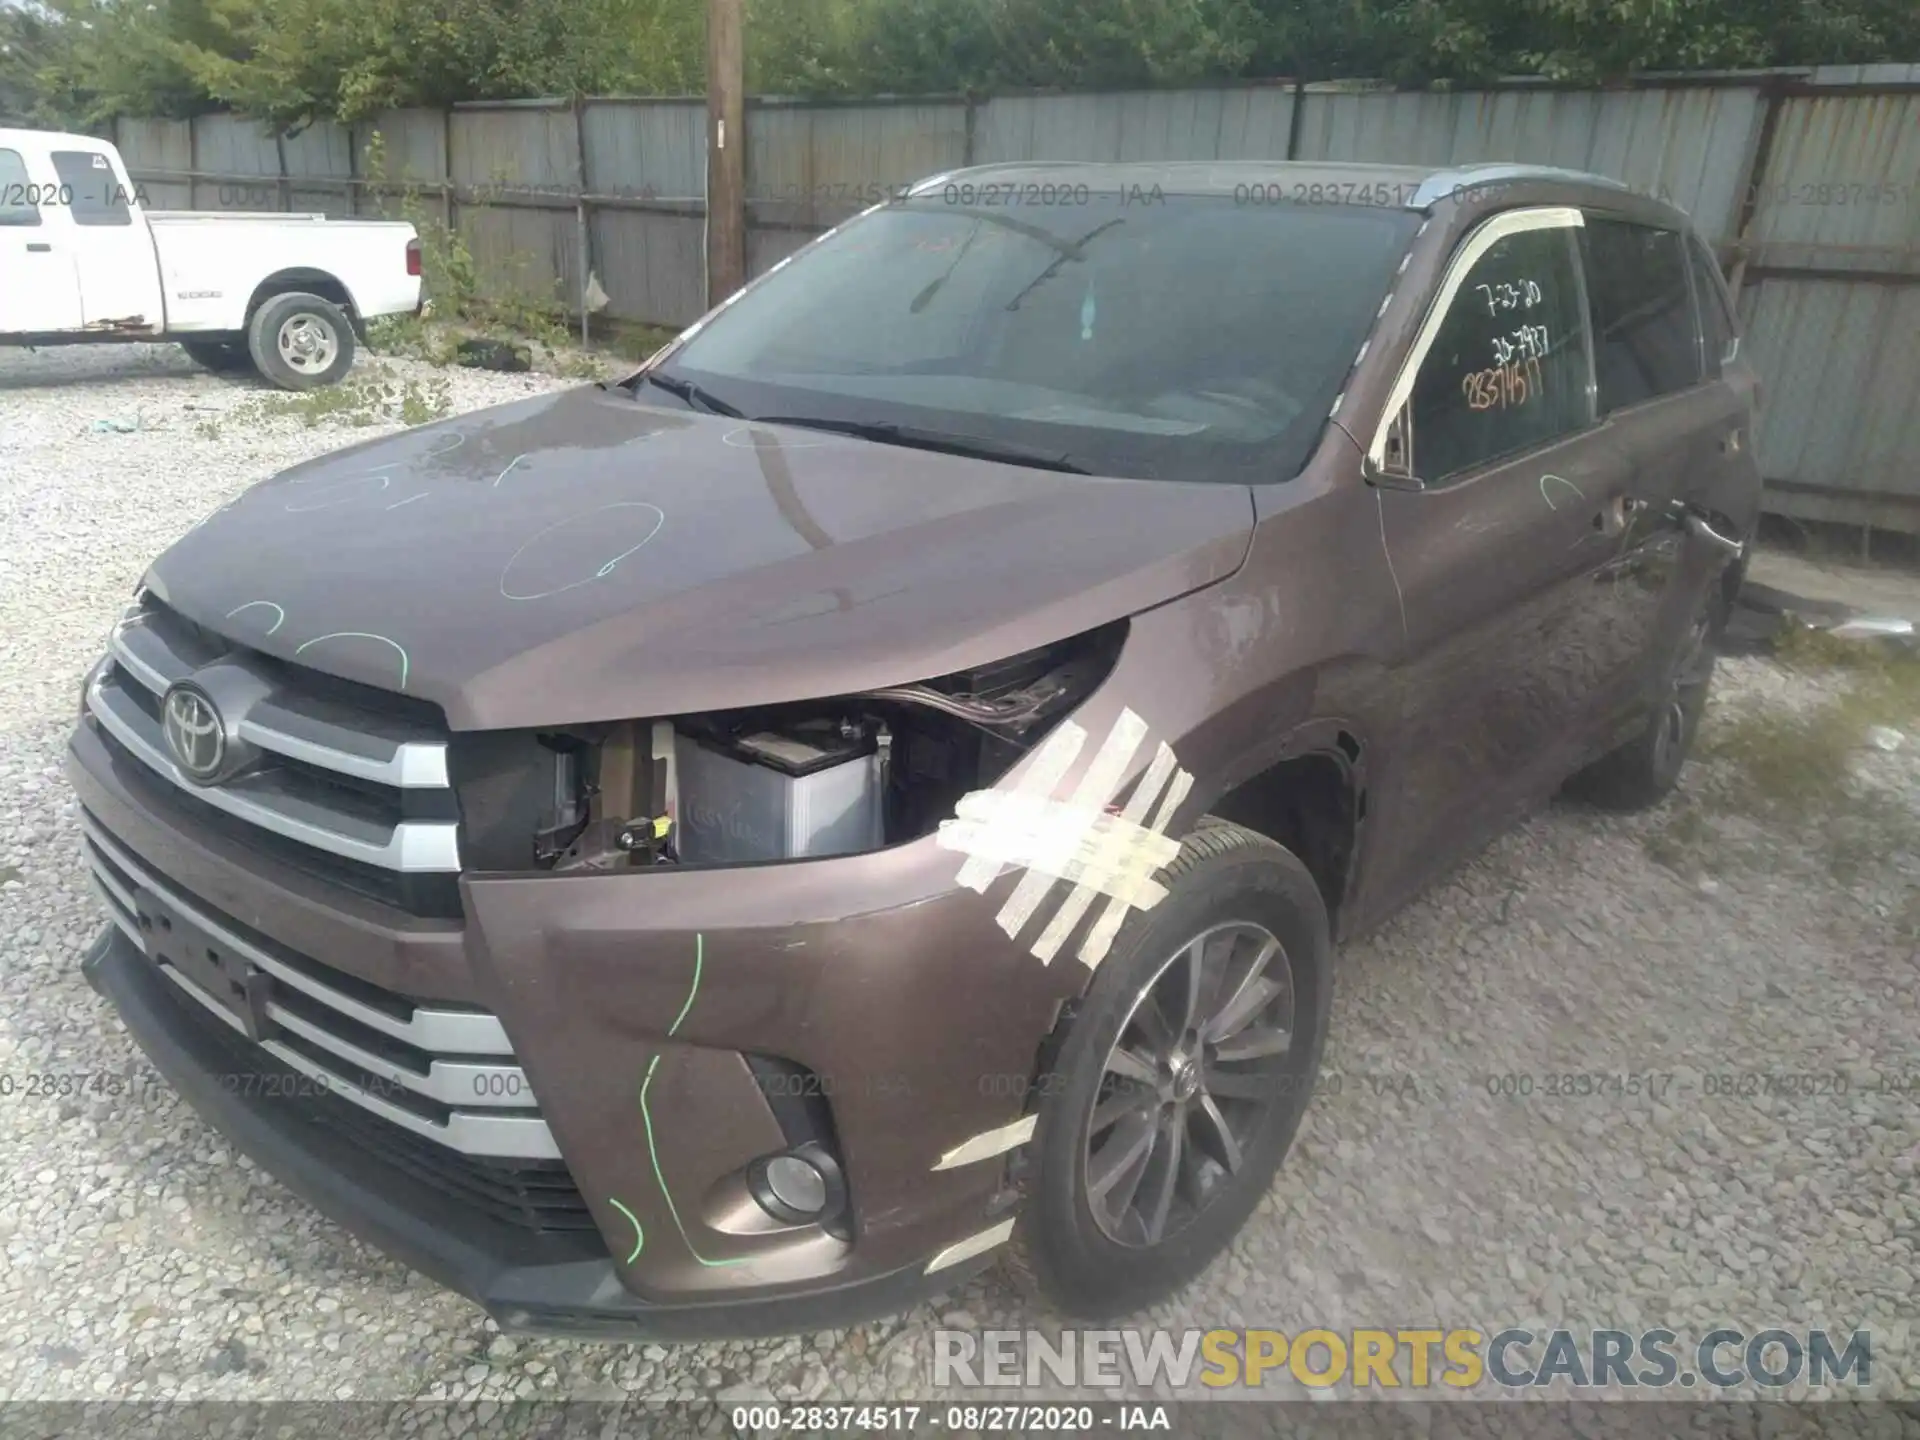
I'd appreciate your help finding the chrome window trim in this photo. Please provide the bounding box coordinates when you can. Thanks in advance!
[1366,205,1587,469]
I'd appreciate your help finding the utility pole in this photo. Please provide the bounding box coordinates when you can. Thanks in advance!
[705,0,746,307]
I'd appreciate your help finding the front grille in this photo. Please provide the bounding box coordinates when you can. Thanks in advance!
[84,596,462,916]
[81,811,561,1165]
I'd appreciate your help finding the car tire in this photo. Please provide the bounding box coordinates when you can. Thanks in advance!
[247,292,355,391]
[179,338,255,375]
[1006,817,1333,1319]
[1565,583,1724,811]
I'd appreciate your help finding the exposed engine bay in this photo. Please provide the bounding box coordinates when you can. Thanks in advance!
[451,622,1127,873]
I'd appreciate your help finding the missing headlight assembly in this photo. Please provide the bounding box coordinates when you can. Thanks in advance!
[452,620,1128,874]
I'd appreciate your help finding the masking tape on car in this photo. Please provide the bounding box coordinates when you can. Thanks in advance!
[930,1114,1038,1172]
[924,1217,1017,1275]
[1078,764,1194,969]
[992,707,1150,940]
[952,717,1086,894]
[937,708,1193,971]
[1030,740,1179,965]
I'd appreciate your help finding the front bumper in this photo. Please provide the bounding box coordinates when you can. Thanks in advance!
[82,926,971,1339]
[66,715,1082,1336]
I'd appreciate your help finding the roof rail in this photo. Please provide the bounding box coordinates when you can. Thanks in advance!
[1411,163,1633,209]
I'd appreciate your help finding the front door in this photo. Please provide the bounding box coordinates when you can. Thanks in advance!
[1358,207,1642,914]
[0,145,83,334]
[46,145,162,331]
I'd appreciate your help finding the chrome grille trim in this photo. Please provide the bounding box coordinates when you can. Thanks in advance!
[265,1005,539,1110]
[81,815,509,1054]
[82,817,556,1160]
[110,615,451,789]
[85,664,461,873]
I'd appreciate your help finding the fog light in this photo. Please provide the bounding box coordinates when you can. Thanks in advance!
[748,1142,848,1227]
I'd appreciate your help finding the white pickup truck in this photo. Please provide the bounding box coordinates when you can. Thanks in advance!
[0,127,423,389]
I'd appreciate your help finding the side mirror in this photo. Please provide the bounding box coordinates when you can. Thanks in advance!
[1363,407,1427,492]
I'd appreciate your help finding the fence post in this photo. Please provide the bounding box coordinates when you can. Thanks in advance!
[1723,72,1791,308]
[572,95,592,345]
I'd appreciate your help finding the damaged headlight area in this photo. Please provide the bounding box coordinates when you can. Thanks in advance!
[452,621,1127,873]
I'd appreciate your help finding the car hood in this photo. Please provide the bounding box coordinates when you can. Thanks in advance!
[145,386,1255,729]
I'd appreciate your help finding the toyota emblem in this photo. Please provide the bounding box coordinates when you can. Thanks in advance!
[162,684,226,782]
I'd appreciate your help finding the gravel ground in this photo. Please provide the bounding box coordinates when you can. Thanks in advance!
[1,344,1916,1427]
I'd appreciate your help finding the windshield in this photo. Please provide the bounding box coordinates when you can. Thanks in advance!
[653,191,1422,484]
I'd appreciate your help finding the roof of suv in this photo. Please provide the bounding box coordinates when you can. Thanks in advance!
[911,159,1671,217]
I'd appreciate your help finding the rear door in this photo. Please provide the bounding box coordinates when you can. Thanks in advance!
[1576,214,1734,731]
[46,145,164,331]
[0,145,83,333]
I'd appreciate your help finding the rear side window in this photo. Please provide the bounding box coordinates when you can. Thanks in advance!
[1581,219,1700,409]
[0,149,42,228]
[1687,235,1736,377]
[50,150,133,227]
[1409,223,1592,483]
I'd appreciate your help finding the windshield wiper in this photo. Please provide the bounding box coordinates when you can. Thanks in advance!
[623,368,745,418]
[751,416,1090,474]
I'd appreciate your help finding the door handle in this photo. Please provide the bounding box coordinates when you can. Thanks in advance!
[25,242,51,253]
[1683,510,1745,557]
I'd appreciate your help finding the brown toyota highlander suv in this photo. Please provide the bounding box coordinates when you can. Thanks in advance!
[69,160,1760,1338]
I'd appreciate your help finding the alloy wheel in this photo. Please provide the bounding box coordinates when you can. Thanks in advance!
[1083,921,1298,1248]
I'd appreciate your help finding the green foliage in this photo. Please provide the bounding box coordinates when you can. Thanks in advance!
[5,0,1917,128]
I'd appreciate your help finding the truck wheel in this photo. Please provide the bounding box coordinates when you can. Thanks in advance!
[1565,584,1721,811]
[179,338,254,375]
[1007,819,1332,1318]
[248,292,355,390]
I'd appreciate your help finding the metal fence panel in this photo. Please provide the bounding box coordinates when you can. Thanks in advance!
[592,209,707,325]
[281,121,355,217]
[749,100,967,220]
[1743,278,1920,529]
[113,117,192,209]
[976,86,1295,164]
[189,114,280,211]
[1293,84,1764,238]
[582,100,707,200]
[354,110,449,222]
[448,105,580,308]
[1744,92,1920,278]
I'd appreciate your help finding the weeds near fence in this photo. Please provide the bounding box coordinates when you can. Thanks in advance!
[358,132,584,360]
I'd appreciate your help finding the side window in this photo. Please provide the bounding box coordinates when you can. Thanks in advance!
[1409,223,1592,483]
[1580,219,1700,409]
[49,150,133,227]
[1686,235,1736,378]
[0,150,42,228]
